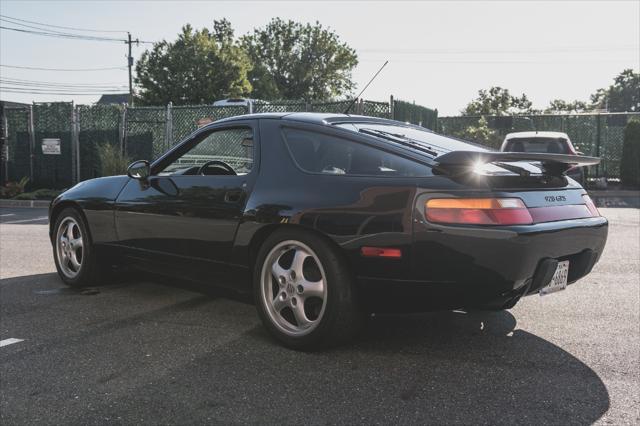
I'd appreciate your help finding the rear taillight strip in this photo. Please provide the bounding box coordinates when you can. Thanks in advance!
[528,204,593,223]
[425,196,599,226]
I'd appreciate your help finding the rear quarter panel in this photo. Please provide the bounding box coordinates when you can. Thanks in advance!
[232,119,427,281]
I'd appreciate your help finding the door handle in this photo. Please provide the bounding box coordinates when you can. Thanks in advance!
[224,190,243,203]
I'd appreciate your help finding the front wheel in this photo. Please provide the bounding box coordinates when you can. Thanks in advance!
[254,229,365,350]
[52,208,104,287]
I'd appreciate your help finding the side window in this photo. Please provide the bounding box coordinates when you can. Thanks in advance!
[159,127,253,176]
[282,128,428,177]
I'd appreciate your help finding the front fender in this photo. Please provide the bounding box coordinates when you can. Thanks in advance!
[49,176,130,244]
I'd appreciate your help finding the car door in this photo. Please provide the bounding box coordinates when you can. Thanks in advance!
[114,121,259,285]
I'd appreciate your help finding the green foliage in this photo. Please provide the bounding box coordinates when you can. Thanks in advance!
[620,119,640,187]
[545,99,590,114]
[135,20,252,105]
[13,188,61,200]
[0,177,29,199]
[241,18,358,100]
[453,116,503,149]
[98,143,130,177]
[462,87,535,116]
[590,69,639,112]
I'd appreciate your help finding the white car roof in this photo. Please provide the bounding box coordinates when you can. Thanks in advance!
[505,131,569,140]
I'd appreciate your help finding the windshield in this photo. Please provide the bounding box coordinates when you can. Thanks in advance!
[335,122,488,156]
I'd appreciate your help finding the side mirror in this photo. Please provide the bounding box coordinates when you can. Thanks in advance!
[127,160,150,180]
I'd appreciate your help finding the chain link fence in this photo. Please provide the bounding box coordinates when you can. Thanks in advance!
[3,99,634,191]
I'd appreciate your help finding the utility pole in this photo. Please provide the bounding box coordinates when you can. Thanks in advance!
[126,32,139,106]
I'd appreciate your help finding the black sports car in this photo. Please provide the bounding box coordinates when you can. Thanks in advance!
[50,113,608,349]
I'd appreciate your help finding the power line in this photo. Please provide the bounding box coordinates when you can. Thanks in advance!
[0,64,127,72]
[0,89,122,96]
[1,79,128,90]
[0,25,127,43]
[0,16,99,37]
[0,18,154,44]
[2,77,128,86]
[0,88,128,95]
[0,14,128,33]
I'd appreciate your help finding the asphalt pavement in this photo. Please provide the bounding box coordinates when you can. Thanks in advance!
[0,207,638,425]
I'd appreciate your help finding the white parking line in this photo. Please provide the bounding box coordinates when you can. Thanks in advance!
[0,338,24,347]
[2,216,48,224]
[0,214,16,217]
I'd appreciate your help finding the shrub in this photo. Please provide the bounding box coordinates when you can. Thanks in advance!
[0,177,29,199]
[97,143,130,177]
[620,120,640,188]
[13,188,62,200]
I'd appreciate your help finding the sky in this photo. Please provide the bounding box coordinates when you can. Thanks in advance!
[0,0,638,116]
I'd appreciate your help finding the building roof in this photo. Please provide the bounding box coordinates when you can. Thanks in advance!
[96,93,129,105]
[0,100,30,108]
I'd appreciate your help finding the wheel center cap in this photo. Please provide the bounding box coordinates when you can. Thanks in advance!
[286,283,295,294]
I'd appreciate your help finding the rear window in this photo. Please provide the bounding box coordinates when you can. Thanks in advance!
[335,122,487,155]
[504,138,570,154]
[282,128,429,177]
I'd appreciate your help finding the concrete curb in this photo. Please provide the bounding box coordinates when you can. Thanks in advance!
[0,199,51,208]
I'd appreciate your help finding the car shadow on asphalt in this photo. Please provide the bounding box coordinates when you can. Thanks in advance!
[1,273,610,424]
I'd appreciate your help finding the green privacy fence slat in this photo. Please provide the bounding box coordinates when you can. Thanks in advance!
[393,100,438,130]
[4,107,30,185]
[32,103,74,189]
[125,106,166,161]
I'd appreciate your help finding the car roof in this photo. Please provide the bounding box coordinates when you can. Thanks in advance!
[505,131,569,140]
[211,112,403,127]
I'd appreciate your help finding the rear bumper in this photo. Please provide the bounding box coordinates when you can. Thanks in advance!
[359,216,608,312]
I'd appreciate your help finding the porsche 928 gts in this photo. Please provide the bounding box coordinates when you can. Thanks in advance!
[49,113,608,349]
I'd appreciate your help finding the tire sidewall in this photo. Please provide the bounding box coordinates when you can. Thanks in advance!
[253,228,358,350]
[52,208,94,287]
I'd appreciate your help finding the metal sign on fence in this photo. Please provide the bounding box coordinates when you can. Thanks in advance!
[41,138,61,155]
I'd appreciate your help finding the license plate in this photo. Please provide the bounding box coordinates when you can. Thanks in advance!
[540,260,569,296]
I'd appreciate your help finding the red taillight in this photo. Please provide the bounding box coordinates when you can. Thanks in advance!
[425,198,533,225]
[425,196,601,226]
[361,247,402,259]
[582,194,600,217]
[528,204,593,222]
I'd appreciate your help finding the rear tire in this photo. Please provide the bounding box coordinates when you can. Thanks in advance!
[52,208,107,288]
[253,228,365,350]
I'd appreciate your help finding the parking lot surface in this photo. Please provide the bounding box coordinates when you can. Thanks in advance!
[1,207,638,425]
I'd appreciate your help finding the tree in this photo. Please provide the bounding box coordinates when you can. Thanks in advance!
[135,21,252,105]
[461,87,535,116]
[544,99,590,114]
[590,69,640,112]
[453,116,503,149]
[242,18,358,100]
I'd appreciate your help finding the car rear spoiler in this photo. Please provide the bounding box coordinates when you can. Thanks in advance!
[433,151,600,177]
